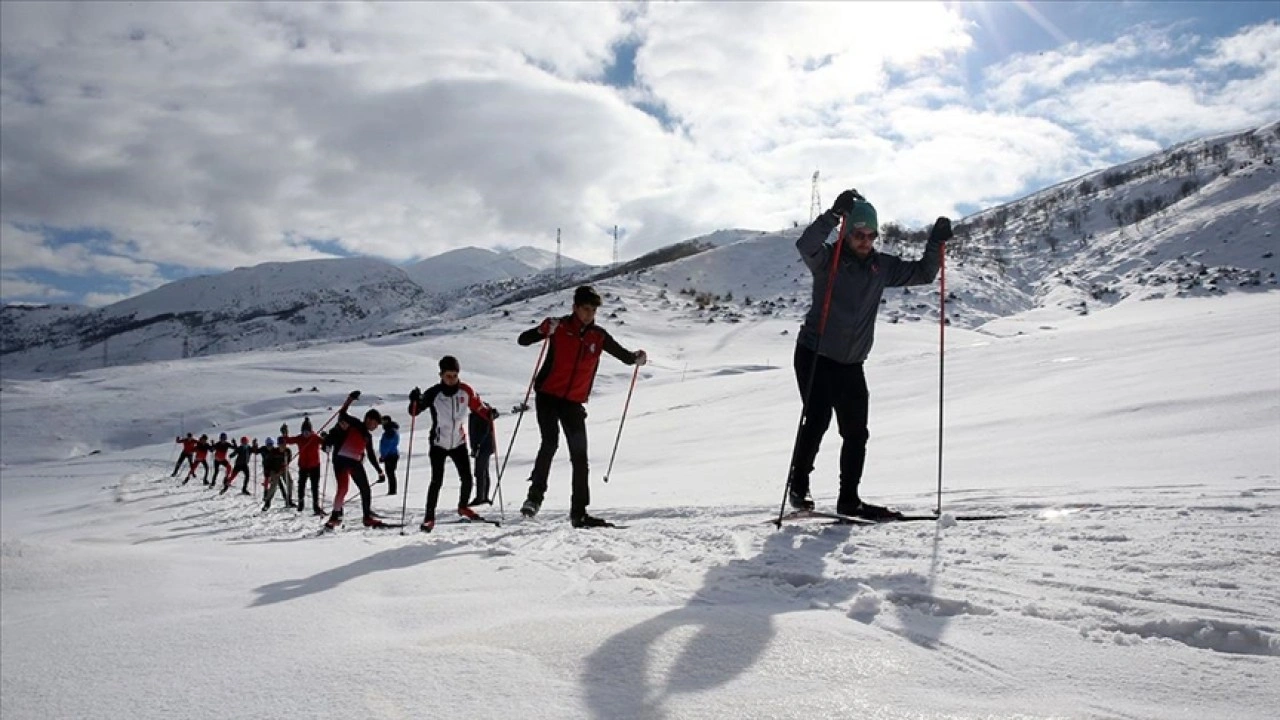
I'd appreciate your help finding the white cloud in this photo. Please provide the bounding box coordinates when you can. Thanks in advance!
[0,3,1276,307]
[0,274,70,301]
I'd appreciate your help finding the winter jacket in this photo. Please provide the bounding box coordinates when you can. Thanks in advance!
[327,411,383,474]
[194,440,211,461]
[468,405,498,455]
[379,423,400,459]
[517,315,637,403]
[284,432,323,469]
[177,437,198,455]
[260,446,290,475]
[231,444,253,467]
[212,440,234,462]
[409,383,489,451]
[796,211,942,364]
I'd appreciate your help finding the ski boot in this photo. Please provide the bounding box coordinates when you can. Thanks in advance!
[520,498,541,518]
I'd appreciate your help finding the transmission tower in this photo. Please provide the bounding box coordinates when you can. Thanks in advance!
[613,225,619,266]
[555,228,562,280]
[809,170,821,222]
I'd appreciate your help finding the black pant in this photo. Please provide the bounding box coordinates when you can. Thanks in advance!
[383,455,399,494]
[472,443,493,502]
[296,466,321,510]
[172,453,192,477]
[426,445,472,517]
[791,343,869,504]
[527,392,590,516]
[212,459,232,484]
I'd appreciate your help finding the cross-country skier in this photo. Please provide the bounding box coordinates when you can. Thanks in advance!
[172,433,197,477]
[378,415,400,495]
[467,401,500,506]
[516,286,647,528]
[283,416,325,515]
[789,189,952,519]
[210,432,234,486]
[220,436,254,495]
[185,434,211,485]
[407,355,494,532]
[260,438,293,511]
[321,391,388,531]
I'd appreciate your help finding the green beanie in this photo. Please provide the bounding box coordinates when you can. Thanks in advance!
[846,200,878,233]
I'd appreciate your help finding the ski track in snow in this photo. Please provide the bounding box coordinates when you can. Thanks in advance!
[116,463,1280,660]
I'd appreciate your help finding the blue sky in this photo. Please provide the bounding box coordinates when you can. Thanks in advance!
[2,1,1277,307]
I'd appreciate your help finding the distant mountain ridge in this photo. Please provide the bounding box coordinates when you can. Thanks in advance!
[404,245,587,294]
[3,123,1276,377]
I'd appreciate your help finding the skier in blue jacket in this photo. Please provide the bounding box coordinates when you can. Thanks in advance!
[379,416,401,495]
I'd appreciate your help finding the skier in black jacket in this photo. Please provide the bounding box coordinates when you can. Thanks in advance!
[790,189,951,519]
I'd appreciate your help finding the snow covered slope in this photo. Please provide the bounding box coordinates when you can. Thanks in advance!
[1,281,1277,719]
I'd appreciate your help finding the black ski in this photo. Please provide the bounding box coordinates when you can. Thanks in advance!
[774,509,1008,526]
[442,516,502,527]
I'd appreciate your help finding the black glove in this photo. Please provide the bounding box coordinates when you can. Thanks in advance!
[408,387,422,410]
[830,189,861,217]
[488,406,500,419]
[929,217,954,243]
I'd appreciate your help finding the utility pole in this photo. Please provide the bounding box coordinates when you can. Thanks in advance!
[809,170,821,222]
[555,228,562,281]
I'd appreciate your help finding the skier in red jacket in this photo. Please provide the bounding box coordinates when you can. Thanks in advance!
[516,286,647,528]
[172,433,198,478]
[321,391,387,531]
[283,416,325,516]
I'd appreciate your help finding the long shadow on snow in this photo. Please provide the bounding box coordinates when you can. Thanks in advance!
[582,521,958,720]
[248,541,485,607]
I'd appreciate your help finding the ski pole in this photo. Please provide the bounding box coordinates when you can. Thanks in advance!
[492,335,549,509]
[603,364,641,483]
[935,237,947,516]
[776,213,847,528]
[320,449,330,511]
[398,402,418,531]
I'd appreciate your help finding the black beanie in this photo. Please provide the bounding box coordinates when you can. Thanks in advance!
[439,355,460,373]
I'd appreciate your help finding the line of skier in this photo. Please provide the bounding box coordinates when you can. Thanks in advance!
[165,188,953,532]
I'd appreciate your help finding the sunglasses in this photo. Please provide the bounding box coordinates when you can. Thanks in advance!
[849,229,878,241]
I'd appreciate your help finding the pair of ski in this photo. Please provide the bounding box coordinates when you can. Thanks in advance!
[420,515,503,533]
[774,508,1007,527]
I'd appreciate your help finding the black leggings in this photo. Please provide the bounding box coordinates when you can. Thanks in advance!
[296,466,321,510]
[791,343,869,500]
[426,445,472,517]
[527,393,590,515]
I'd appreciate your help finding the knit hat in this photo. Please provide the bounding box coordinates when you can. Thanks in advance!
[574,285,602,308]
[845,200,878,234]
[264,437,275,447]
[439,355,460,373]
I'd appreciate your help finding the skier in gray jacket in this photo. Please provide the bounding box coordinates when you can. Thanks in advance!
[790,188,952,519]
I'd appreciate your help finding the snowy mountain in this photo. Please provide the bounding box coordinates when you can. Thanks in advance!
[502,245,589,272]
[403,245,589,294]
[0,257,435,376]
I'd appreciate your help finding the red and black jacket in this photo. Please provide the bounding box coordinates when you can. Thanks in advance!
[518,314,637,404]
